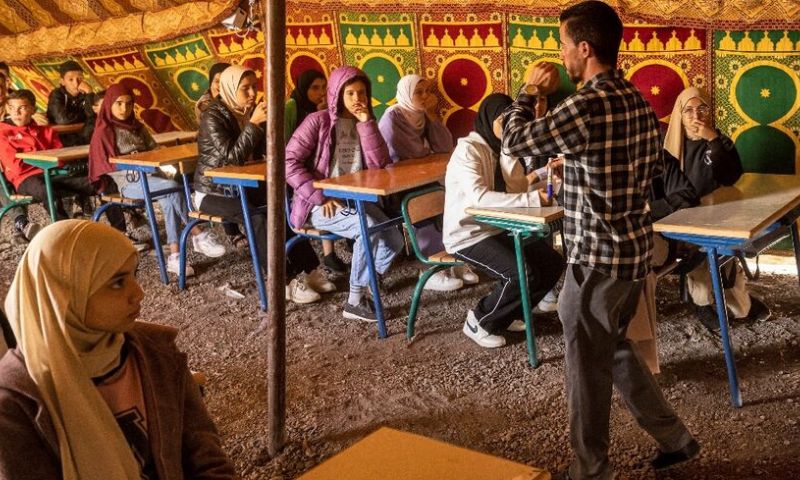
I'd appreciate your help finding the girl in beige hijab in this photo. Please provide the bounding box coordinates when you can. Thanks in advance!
[0,220,234,479]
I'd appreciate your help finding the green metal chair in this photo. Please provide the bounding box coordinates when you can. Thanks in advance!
[401,185,464,339]
[0,163,34,228]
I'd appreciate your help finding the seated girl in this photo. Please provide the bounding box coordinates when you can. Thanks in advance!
[442,93,564,348]
[285,69,347,275]
[89,83,225,277]
[378,73,476,291]
[286,66,404,321]
[0,219,235,479]
[195,65,334,304]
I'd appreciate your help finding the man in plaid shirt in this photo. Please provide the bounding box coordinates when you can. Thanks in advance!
[502,2,699,479]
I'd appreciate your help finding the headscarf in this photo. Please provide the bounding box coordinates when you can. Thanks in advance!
[474,93,513,192]
[218,65,256,130]
[4,220,141,480]
[386,74,426,133]
[664,87,712,168]
[290,69,326,127]
[207,62,231,95]
[88,83,144,184]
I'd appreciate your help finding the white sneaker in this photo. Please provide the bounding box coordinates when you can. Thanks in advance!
[305,269,336,293]
[192,230,226,258]
[285,278,321,304]
[535,288,559,313]
[453,265,479,285]
[167,253,194,277]
[422,269,463,291]
[462,310,506,348]
[507,319,526,332]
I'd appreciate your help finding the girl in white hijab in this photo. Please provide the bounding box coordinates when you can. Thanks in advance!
[0,220,234,479]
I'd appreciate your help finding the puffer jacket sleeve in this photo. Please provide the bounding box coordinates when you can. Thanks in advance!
[357,119,390,169]
[285,113,325,207]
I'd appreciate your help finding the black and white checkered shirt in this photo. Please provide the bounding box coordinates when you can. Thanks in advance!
[503,69,661,280]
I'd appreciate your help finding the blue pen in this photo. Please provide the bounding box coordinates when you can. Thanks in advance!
[546,163,553,201]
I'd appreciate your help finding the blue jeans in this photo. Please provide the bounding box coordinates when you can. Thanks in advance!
[310,202,403,288]
[121,175,188,245]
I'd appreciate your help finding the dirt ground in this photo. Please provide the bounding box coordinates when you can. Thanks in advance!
[1,210,798,480]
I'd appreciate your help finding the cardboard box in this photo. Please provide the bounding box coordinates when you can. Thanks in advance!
[297,427,551,480]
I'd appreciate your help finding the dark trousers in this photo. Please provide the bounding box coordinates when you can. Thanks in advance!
[454,234,564,333]
[559,264,695,480]
[17,174,125,231]
[198,191,319,279]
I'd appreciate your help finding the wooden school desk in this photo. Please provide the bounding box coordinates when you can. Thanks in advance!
[654,173,800,408]
[107,143,199,284]
[465,206,565,367]
[313,154,450,338]
[201,162,268,310]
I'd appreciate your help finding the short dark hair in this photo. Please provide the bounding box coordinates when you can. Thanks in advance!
[8,89,36,108]
[0,62,8,74]
[560,1,623,67]
[58,60,83,78]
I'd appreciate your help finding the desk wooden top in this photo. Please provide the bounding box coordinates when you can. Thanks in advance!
[204,162,266,181]
[110,143,198,167]
[297,427,548,480]
[16,144,90,162]
[466,206,565,224]
[50,123,84,134]
[313,153,450,196]
[654,173,800,239]
[151,130,197,145]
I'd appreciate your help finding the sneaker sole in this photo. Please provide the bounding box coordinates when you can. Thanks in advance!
[289,295,321,304]
[422,283,464,292]
[343,310,378,323]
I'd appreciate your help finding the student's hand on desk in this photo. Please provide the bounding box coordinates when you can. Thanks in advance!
[250,102,268,125]
[352,103,370,123]
[689,119,718,142]
[321,199,343,218]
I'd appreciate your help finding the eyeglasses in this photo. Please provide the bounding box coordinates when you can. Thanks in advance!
[681,105,710,117]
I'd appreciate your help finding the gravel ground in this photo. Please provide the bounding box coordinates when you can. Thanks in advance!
[1,209,798,479]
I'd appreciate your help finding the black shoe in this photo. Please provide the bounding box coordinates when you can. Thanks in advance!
[323,252,349,275]
[694,305,720,332]
[651,439,700,470]
[746,296,771,323]
[343,297,377,322]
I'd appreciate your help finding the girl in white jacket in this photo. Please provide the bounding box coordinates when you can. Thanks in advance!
[442,93,564,348]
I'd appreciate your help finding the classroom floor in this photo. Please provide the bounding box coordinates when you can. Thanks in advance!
[1,207,798,480]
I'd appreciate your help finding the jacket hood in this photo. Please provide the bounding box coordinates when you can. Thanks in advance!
[326,66,373,122]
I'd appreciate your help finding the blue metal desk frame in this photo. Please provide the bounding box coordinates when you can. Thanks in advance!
[661,215,800,408]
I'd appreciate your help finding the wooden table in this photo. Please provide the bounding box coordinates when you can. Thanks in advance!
[654,173,800,407]
[297,427,550,480]
[152,130,197,145]
[312,154,450,338]
[202,162,268,310]
[108,143,200,284]
[466,206,565,367]
[50,123,84,134]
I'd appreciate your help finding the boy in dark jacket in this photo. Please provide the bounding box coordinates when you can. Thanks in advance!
[46,60,94,146]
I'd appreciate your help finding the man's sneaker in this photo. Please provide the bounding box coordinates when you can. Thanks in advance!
[651,438,700,470]
[167,253,194,277]
[285,278,321,304]
[323,252,348,275]
[462,310,506,348]
[305,269,336,293]
[507,319,526,332]
[534,288,559,313]
[192,230,226,258]
[21,221,42,242]
[343,296,377,322]
[422,269,463,291]
[694,305,720,332]
[746,295,771,323]
[452,264,479,285]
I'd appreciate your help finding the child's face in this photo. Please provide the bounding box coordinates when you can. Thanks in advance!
[60,70,84,96]
[410,80,430,111]
[111,95,134,121]
[306,78,327,106]
[84,254,144,333]
[341,80,367,117]
[210,73,222,98]
[236,73,258,110]
[92,98,103,115]
[7,98,34,127]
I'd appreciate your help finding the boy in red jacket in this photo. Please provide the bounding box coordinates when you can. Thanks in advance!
[0,90,124,230]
